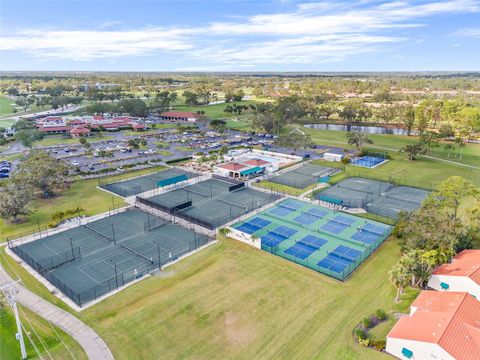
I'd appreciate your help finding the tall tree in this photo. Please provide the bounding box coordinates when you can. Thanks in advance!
[0,177,33,223]
[16,151,70,197]
[346,131,373,148]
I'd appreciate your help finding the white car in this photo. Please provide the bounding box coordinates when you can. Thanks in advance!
[117,167,125,172]
[71,161,79,166]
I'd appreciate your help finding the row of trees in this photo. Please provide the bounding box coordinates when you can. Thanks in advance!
[0,151,71,223]
[389,177,480,300]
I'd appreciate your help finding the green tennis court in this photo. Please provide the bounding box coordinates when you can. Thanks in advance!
[9,208,211,307]
[316,177,431,219]
[137,177,281,230]
[232,199,391,280]
[100,168,198,197]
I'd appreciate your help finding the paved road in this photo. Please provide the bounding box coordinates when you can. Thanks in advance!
[0,257,114,360]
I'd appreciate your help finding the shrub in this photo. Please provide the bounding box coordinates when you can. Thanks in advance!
[358,338,370,347]
[371,340,386,351]
[375,309,387,321]
[48,221,59,228]
[362,317,373,329]
[353,327,367,341]
[341,156,351,164]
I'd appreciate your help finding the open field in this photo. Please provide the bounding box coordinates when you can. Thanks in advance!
[1,236,418,360]
[312,152,480,187]
[175,100,260,119]
[80,237,417,360]
[0,96,14,115]
[0,166,166,242]
[34,134,114,146]
[301,126,480,167]
[0,302,87,360]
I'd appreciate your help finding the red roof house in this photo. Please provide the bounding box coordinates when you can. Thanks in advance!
[428,250,480,298]
[386,291,480,360]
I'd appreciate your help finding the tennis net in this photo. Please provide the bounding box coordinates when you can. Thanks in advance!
[302,210,324,219]
[385,194,419,205]
[337,184,374,194]
[185,188,209,198]
[278,203,298,212]
[330,217,352,227]
[218,198,247,210]
[359,227,385,237]
[120,243,153,264]
[84,224,114,242]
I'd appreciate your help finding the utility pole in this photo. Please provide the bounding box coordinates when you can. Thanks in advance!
[0,279,27,359]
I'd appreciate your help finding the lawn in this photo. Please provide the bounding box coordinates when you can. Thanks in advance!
[175,100,261,119]
[0,96,14,115]
[301,125,480,167]
[311,152,480,188]
[79,237,414,360]
[0,301,87,360]
[34,134,113,147]
[0,165,166,242]
[1,235,415,360]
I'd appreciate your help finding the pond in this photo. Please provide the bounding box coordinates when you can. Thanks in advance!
[304,123,416,135]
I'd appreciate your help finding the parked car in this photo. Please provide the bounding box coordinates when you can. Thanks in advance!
[71,161,79,166]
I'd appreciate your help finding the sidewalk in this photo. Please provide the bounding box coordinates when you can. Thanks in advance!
[0,261,114,360]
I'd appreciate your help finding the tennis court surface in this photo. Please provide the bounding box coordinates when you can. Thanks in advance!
[316,177,430,219]
[268,163,340,189]
[351,156,387,168]
[232,199,392,280]
[137,177,281,230]
[100,168,198,197]
[9,208,211,307]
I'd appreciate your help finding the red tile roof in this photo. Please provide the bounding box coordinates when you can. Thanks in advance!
[218,162,247,171]
[388,291,480,360]
[38,126,69,132]
[70,127,91,134]
[161,111,201,118]
[433,250,480,285]
[245,159,269,166]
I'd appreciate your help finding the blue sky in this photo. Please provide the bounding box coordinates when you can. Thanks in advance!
[1,0,479,71]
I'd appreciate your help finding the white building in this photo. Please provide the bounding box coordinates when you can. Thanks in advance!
[323,152,344,162]
[386,291,480,360]
[428,250,480,299]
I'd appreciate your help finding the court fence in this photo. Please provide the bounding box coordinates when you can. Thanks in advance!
[8,210,214,307]
[261,234,387,281]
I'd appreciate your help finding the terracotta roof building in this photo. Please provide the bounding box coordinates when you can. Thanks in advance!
[386,291,480,360]
[428,250,480,299]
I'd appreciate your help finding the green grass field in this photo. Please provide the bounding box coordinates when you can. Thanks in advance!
[0,96,14,115]
[0,302,87,360]
[1,236,417,360]
[302,125,480,167]
[175,100,260,119]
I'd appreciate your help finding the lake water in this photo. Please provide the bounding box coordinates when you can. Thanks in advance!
[304,123,416,135]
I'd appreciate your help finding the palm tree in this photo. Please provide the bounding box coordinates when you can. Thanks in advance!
[389,263,409,301]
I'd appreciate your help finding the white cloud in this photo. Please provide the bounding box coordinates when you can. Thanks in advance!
[1,0,479,66]
[453,27,480,38]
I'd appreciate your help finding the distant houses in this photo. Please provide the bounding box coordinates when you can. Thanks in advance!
[35,115,146,136]
[386,291,480,360]
[428,250,480,299]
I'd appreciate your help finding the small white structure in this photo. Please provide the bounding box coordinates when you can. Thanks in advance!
[323,152,344,162]
[386,291,480,360]
[428,250,480,299]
